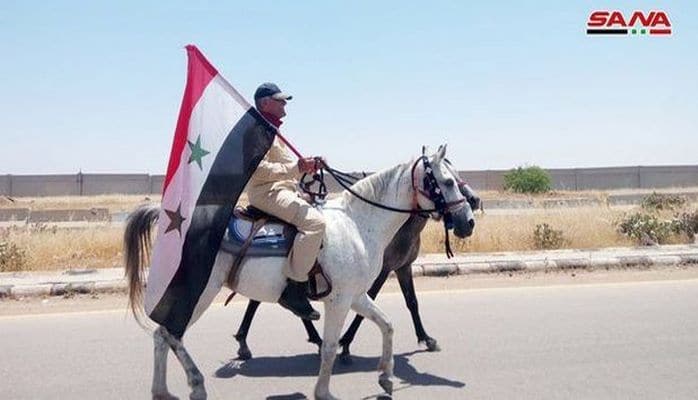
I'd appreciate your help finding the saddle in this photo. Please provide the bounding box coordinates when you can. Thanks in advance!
[222,206,297,257]
[222,205,331,300]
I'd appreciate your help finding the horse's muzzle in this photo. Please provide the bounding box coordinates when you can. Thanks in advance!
[451,207,475,238]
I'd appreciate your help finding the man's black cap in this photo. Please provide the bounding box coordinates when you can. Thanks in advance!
[254,82,293,101]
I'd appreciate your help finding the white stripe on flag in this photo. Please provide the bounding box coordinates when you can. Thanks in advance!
[145,74,252,316]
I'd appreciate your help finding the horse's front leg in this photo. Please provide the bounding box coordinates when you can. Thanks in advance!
[152,326,177,400]
[339,266,391,364]
[314,298,351,400]
[351,293,394,396]
[160,327,207,400]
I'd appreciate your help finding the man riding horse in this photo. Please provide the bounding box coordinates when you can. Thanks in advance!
[124,47,477,399]
[247,82,324,321]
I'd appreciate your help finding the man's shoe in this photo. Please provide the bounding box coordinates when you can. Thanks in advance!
[278,279,320,321]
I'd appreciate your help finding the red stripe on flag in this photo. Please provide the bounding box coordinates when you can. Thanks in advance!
[163,45,219,191]
[650,29,672,35]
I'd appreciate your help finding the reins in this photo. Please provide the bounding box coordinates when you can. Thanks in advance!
[300,156,466,258]
[318,157,465,215]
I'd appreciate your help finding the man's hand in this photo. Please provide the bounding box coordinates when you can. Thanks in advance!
[298,157,325,174]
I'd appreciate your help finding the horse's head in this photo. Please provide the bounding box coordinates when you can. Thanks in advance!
[414,144,475,238]
[444,160,481,213]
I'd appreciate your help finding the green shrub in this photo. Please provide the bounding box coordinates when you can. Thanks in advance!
[617,212,680,245]
[503,166,552,194]
[676,210,698,241]
[533,223,568,249]
[0,240,27,272]
[641,192,686,211]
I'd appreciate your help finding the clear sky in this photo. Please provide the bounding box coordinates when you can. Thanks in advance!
[1,1,696,174]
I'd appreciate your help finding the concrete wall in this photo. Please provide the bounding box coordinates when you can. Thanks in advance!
[9,175,80,197]
[460,170,487,190]
[576,167,641,190]
[82,174,151,195]
[460,165,698,191]
[27,208,111,222]
[639,165,698,188]
[0,208,30,221]
[459,170,506,191]
[0,175,10,196]
[150,175,165,194]
[548,169,578,190]
[1,166,697,197]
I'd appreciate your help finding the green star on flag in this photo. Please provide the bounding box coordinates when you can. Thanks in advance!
[187,135,210,170]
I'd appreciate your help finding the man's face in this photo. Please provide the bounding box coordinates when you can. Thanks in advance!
[260,97,287,119]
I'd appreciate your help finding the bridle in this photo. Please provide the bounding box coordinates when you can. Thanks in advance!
[300,154,468,258]
[409,155,467,223]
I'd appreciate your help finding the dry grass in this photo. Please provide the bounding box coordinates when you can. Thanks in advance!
[3,187,696,211]
[476,189,609,201]
[2,190,697,271]
[0,193,253,212]
[0,195,158,213]
[3,205,685,271]
[4,225,123,270]
[419,205,693,254]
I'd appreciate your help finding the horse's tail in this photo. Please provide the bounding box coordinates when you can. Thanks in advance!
[123,204,160,327]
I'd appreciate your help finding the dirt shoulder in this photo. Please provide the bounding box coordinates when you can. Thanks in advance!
[2,266,696,317]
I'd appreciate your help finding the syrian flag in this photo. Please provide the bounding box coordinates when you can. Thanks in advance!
[145,45,277,337]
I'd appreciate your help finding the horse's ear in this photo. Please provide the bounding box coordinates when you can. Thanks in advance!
[435,144,447,163]
[422,145,432,157]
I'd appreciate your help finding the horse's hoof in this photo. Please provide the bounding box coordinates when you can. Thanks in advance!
[339,351,353,365]
[153,392,179,400]
[379,375,393,395]
[189,388,207,400]
[237,347,252,360]
[425,338,441,352]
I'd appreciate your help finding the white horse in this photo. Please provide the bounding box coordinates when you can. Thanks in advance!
[124,144,474,400]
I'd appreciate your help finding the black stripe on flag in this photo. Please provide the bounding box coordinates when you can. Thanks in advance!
[150,109,276,337]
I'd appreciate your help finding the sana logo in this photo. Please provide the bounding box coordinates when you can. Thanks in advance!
[586,10,672,36]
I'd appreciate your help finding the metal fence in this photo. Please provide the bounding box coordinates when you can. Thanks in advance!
[1,165,697,197]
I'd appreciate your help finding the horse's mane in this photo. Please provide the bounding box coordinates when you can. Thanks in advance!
[341,160,413,208]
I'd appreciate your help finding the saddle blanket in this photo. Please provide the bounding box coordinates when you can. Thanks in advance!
[220,215,296,257]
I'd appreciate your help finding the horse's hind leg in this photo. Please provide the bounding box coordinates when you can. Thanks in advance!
[314,299,351,400]
[302,318,322,352]
[234,300,261,360]
[160,328,207,400]
[395,263,440,351]
[351,294,394,395]
[234,299,322,359]
[152,326,177,400]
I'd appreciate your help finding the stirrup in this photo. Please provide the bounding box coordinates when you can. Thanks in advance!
[307,261,332,300]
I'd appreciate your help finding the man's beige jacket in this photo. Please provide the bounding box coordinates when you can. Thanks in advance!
[246,136,302,203]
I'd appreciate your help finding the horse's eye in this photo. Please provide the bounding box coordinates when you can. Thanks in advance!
[443,178,454,187]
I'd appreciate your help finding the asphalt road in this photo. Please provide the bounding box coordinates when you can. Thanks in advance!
[1,279,697,399]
